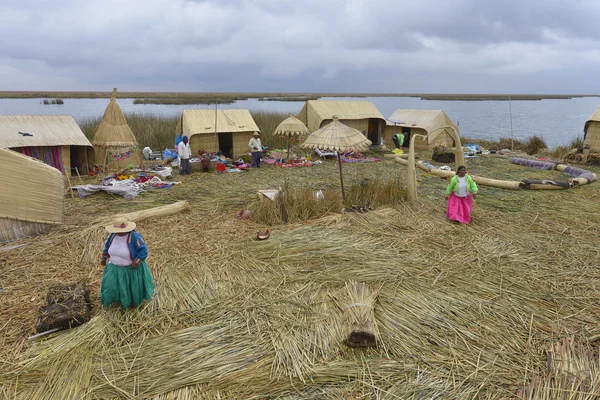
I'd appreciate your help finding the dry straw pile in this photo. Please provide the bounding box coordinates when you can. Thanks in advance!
[2,154,600,398]
[2,195,600,398]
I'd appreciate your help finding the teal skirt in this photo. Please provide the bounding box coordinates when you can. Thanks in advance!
[100,261,155,309]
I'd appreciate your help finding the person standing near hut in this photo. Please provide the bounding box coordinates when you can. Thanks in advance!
[178,135,192,175]
[445,165,478,224]
[100,218,155,309]
[249,131,262,168]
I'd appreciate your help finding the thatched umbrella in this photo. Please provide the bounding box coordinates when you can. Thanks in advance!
[92,88,141,171]
[274,114,310,159]
[302,116,372,200]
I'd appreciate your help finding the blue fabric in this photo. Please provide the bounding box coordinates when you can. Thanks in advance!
[164,149,178,159]
[464,143,481,153]
[175,134,183,146]
[251,151,261,168]
[103,231,148,262]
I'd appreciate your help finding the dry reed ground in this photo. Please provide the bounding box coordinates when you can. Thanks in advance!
[2,153,600,398]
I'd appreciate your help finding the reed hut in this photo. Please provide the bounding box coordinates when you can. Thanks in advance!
[297,100,386,146]
[583,106,600,153]
[385,109,459,150]
[176,109,260,158]
[92,89,142,170]
[0,148,64,243]
[0,115,93,176]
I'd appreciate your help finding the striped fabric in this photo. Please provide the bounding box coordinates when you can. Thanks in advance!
[20,146,64,174]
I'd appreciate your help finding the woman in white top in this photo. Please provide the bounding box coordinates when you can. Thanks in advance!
[445,165,478,224]
[100,218,155,309]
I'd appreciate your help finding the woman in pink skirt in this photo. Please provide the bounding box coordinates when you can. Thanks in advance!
[445,165,478,224]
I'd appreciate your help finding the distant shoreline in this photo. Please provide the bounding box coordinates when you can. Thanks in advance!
[0,91,598,102]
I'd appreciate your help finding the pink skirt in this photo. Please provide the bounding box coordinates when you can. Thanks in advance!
[446,192,473,224]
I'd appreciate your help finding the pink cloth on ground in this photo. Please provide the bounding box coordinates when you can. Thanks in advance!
[446,192,473,224]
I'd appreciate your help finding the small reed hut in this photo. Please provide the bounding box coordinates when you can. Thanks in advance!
[385,109,460,151]
[584,106,600,153]
[176,109,260,158]
[92,89,142,170]
[0,148,64,243]
[0,115,93,176]
[297,100,386,146]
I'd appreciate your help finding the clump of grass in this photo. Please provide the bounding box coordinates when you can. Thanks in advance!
[346,178,405,208]
[79,113,179,150]
[569,136,584,149]
[250,111,289,149]
[78,111,291,152]
[41,98,64,105]
[524,135,547,155]
[251,179,405,225]
[251,187,342,225]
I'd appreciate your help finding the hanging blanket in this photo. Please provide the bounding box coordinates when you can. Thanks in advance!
[21,146,64,173]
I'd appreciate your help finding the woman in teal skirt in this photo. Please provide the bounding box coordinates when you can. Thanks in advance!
[100,217,155,309]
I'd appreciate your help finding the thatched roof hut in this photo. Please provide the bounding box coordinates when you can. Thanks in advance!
[0,115,93,176]
[176,109,260,158]
[297,100,386,146]
[385,109,459,150]
[0,148,64,243]
[92,88,141,170]
[584,106,600,153]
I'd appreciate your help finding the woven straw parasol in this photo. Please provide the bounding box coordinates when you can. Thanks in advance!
[274,114,310,159]
[302,116,372,199]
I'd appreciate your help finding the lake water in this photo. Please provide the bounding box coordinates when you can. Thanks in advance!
[1,96,598,148]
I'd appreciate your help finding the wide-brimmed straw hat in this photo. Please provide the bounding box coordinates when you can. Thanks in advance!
[105,217,136,233]
[253,131,260,136]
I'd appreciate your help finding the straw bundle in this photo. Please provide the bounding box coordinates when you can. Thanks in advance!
[92,88,142,170]
[336,281,379,347]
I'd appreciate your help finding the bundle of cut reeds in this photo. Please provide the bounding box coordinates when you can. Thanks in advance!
[336,281,379,347]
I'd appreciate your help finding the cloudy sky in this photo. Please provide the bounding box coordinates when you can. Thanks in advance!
[1,0,599,93]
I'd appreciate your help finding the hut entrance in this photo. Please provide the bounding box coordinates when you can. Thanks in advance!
[401,128,411,148]
[368,119,380,145]
[218,132,233,158]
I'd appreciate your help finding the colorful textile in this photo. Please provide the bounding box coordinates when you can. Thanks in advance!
[100,261,155,309]
[21,146,64,173]
[446,192,473,224]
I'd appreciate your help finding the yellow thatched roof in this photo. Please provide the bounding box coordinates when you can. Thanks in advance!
[584,106,600,135]
[274,115,310,136]
[387,109,459,144]
[92,89,138,147]
[180,109,260,138]
[0,148,64,224]
[0,115,91,149]
[301,116,372,153]
[297,100,386,132]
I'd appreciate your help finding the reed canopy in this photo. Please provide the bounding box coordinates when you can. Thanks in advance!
[274,114,310,159]
[92,88,142,170]
[0,148,64,243]
[302,116,371,199]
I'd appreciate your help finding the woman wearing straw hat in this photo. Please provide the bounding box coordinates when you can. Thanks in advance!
[100,217,155,309]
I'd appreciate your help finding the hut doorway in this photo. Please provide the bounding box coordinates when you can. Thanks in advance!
[368,119,380,145]
[401,128,411,148]
[218,132,233,158]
